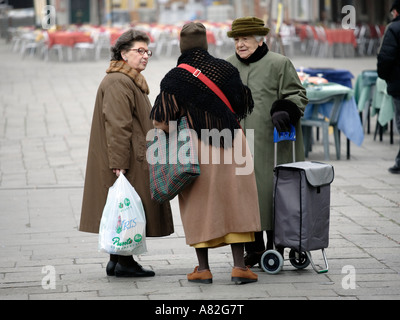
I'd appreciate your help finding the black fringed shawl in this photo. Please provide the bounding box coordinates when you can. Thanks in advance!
[150,48,254,147]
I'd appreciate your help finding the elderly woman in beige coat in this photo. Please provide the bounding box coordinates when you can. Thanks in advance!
[80,30,174,277]
[151,22,261,284]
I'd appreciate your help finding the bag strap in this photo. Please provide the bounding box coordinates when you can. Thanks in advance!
[177,63,236,117]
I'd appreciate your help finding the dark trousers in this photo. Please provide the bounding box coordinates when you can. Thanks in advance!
[245,230,274,253]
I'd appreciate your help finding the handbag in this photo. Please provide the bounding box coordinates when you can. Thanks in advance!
[147,116,200,203]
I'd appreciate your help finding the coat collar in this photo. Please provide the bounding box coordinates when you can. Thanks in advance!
[106,60,150,95]
[235,42,269,65]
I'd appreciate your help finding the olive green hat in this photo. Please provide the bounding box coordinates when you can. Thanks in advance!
[227,16,270,38]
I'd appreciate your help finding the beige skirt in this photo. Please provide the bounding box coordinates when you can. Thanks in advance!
[191,232,255,249]
[178,131,261,246]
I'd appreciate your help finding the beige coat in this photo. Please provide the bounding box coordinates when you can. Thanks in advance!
[178,131,261,246]
[79,61,174,237]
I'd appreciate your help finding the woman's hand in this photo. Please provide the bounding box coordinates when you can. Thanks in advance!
[113,169,126,177]
[271,111,290,133]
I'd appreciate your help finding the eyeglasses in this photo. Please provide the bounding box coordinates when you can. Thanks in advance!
[129,47,153,57]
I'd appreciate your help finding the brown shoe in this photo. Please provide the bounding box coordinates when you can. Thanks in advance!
[187,266,213,284]
[231,267,258,284]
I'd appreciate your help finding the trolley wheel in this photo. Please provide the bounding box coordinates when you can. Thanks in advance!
[261,250,283,274]
[289,249,311,269]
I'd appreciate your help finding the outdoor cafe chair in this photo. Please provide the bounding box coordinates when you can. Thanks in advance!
[301,93,347,160]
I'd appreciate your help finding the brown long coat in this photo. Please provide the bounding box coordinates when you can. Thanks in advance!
[79,61,174,237]
[178,131,261,246]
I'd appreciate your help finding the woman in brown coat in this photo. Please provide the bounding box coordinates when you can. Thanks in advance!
[79,30,174,277]
[151,22,261,284]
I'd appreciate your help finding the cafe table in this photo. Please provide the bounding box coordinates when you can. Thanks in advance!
[299,68,354,88]
[303,83,364,160]
[47,31,93,61]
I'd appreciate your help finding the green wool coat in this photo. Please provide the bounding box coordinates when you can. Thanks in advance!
[227,50,308,230]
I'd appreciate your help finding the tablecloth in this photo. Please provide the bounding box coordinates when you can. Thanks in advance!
[324,29,357,47]
[301,68,354,88]
[47,31,93,48]
[296,26,356,47]
[372,78,394,126]
[305,83,364,146]
[354,70,378,112]
[110,29,155,46]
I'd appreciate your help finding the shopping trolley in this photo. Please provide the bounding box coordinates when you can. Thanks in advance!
[260,125,334,274]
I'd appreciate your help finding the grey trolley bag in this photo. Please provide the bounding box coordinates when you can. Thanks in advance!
[261,125,334,274]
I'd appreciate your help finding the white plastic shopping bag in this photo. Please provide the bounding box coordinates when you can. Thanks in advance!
[98,173,147,256]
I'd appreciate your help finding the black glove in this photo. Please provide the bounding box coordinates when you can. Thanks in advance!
[271,111,291,132]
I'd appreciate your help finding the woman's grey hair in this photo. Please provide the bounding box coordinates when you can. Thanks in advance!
[110,29,150,61]
[253,35,265,42]
[232,35,265,43]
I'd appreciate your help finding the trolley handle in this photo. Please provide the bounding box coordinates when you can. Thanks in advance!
[273,124,296,143]
[274,124,296,167]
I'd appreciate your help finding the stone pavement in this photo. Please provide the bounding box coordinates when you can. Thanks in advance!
[0,38,399,302]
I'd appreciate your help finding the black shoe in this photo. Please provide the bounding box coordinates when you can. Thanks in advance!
[244,251,264,268]
[115,261,155,277]
[389,165,400,174]
[106,260,117,276]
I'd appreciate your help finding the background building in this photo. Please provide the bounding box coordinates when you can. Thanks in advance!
[1,0,396,28]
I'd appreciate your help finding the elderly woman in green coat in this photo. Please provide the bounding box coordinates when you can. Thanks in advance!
[226,17,309,267]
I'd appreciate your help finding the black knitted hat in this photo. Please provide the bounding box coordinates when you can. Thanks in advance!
[180,22,208,53]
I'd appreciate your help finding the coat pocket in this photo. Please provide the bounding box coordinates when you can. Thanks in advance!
[135,138,146,162]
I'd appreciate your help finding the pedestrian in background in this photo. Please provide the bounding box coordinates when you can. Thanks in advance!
[79,29,174,277]
[377,0,400,174]
[226,17,309,267]
[151,22,261,284]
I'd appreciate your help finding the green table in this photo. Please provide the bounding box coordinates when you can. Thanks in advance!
[306,82,353,103]
[304,83,364,159]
